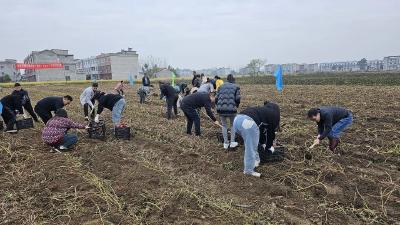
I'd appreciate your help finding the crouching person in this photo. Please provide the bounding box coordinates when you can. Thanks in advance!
[233,101,280,178]
[94,92,126,127]
[308,107,353,152]
[42,109,88,151]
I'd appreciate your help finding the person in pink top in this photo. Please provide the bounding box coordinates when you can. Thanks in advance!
[114,81,125,96]
[42,108,88,151]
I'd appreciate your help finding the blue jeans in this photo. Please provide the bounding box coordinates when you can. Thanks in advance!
[112,99,126,125]
[233,114,260,174]
[60,134,78,148]
[329,113,353,139]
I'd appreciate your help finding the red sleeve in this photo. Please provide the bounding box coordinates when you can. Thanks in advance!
[67,118,86,129]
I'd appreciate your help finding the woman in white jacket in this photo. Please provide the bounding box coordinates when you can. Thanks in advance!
[80,83,98,120]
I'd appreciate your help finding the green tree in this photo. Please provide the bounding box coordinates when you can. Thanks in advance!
[357,58,368,71]
[0,74,11,83]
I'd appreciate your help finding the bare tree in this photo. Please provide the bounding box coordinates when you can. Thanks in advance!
[140,55,168,78]
[247,59,266,76]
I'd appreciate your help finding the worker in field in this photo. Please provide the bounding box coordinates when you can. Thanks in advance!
[197,78,215,94]
[114,80,125,96]
[180,92,220,136]
[214,75,224,91]
[191,71,197,86]
[11,83,39,122]
[216,74,241,149]
[233,101,280,178]
[94,92,126,127]
[34,95,73,124]
[0,94,24,132]
[159,82,179,120]
[42,109,89,151]
[308,107,353,152]
[142,73,151,93]
[80,82,98,121]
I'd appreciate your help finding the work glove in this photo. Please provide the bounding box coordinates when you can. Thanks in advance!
[94,114,100,123]
[85,125,91,129]
[23,114,27,119]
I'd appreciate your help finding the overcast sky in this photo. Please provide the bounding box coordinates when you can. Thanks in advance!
[1,0,399,69]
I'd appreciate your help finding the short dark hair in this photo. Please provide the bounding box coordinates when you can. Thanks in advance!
[263,100,269,105]
[307,108,320,118]
[14,83,21,87]
[92,82,98,87]
[227,74,235,83]
[55,108,68,118]
[64,95,73,101]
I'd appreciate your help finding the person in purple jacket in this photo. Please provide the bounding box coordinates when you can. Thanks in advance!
[42,109,89,151]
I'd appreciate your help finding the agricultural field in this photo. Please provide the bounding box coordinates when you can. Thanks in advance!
[0,81,400,224]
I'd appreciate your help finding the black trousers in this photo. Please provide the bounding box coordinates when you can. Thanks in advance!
[166,95,178,119]
[23,101,39,122]
[83,103,95,118]
[181,106,201,135]
[34,107,52,124]
[1,107,16,130]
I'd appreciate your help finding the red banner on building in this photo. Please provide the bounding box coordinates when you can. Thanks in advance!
[16,63,64,69]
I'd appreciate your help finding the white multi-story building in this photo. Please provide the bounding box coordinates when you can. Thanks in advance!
[0,59,18,81]
[75,56,99,80]
[383,56,400,71]
[24,49,83,81]
[96,48,139,80]
[319,61,360,72]
[367,60,384,71]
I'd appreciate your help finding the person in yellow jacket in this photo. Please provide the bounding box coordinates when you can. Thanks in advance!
[214,76,224,91]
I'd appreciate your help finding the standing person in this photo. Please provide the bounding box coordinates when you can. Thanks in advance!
[34,96,73,124]
[1,94,23,132]
[80,83,98,121]
[233,101,280,177]
[11,83,39,122]
[180,92,220,136]
[215,76,224,91]
[216,74,241,149]
[193,75,201,88]
[191,71,197,86]
[200,73,207,84]
[197,78,215,94]
[160,82,179,120]
[94,92,126,127]
[42,109,88,151]
[308,107,353,152]
[114,81,125,96]
[142,73,151,92]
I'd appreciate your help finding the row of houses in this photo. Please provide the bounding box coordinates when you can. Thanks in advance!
[0,48,139,82]
[263,56,400,74]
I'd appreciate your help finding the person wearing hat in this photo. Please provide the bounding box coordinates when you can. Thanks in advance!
[11,83,39,122]
[42,109,89,151]
[80,82,98,120]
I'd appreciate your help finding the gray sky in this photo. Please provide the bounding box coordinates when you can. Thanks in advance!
[1,0,399,69]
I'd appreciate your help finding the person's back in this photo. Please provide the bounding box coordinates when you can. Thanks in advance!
[197,82,214,93]
[319,107,350,125]
[1,94,22,112]
[160,83,177,98]
[36,97,63,111]
[216,82,240,116]
[98,94,123,112]
[142,76,150,87]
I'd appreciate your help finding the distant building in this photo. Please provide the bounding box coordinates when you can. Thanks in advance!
[367,60,384,71]
[96,48,139,80]
[0,59,18,81]
[319,61,360,72]
[75,56,99,80]
[383,56,400,71]
[23,49,81,82]
[175,68,193,77]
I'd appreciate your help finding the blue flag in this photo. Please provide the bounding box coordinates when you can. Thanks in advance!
[0,102,3,114]
[129,74,134,86]
[274,65,283,92]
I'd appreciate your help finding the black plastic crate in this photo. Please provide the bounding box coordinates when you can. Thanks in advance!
[216,131,244,145]
[88,120,106,141]
[258,145,285,163]
[114,126,131,140]
[16,118,34,130]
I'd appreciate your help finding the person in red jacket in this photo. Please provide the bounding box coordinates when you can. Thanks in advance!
[42,109,88,151]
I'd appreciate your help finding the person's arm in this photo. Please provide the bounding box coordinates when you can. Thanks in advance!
[235,87,241,107]
[317,122,324,136]
[259,127,267,145]
[319,114,333,140]
[266,125,275,149]
[24,101,39,121]
[97,103,104,115]
[67,118,86,129]
[204,101,217,122]
[14,96,24,114]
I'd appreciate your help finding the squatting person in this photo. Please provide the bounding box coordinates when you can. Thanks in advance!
[34,95,73,124]
[180,92,220,136]
[216,74,241,149]
[233,101,280,177]
[80,82,99,120]
[42,109,88,151]
[308,106,353,152]
[11,83,39,122]
[1,94,24,132]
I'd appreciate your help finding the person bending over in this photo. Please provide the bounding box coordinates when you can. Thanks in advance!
[160,82,179,120]
[34,95,73,124]
[94,92,126,127]
[80,82,98,120]
[11,83,38,122]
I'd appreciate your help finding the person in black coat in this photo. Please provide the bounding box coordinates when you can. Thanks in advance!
[94,92,126,126]
[159,82,179,120]
[12,83,39,122]
[34,95,73,124]
[1,94,24,132]
[180,92,220,136]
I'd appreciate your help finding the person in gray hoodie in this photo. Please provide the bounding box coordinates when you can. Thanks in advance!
[215,74,241,149]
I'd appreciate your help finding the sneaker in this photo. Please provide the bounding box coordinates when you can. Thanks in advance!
[6,129,17,133]
[223,143,230,149]
[230,142,239,148]
[244,171,261,178]
[84,116,89,121]
[255,160,260,168]
[58,145,68,150]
